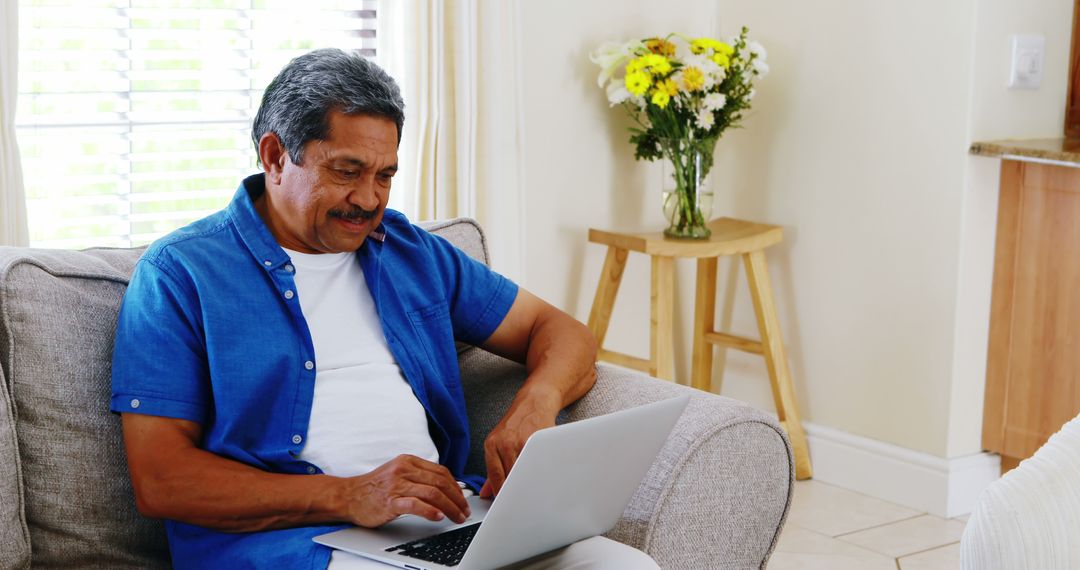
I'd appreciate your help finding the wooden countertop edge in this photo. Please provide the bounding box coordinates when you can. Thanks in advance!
[970,138,1080,167]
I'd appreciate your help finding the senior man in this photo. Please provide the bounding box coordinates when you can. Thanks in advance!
[111,49,658,569]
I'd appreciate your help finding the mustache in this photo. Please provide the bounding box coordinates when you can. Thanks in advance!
[328,206,378,221]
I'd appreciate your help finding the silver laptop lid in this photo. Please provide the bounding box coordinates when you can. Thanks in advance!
[456,395,690,569]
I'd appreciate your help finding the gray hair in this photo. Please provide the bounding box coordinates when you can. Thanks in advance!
[252,48,405,165]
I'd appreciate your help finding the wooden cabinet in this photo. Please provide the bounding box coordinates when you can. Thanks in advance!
[982,159,1080,470]
[1066,0,1080,136]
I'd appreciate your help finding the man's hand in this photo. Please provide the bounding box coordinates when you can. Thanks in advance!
[477,289,598,499]
[340,455,471,527]
[122,414,470,533]
[479,385,561,498]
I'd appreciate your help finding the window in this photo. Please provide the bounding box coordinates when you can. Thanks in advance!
[16,0,378,248]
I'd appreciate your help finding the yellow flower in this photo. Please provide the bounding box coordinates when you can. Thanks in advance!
[660,78,679,97]
[691,38,735,58]
[712,52,731,68]
[645,38,676,57]
[634,53,672,75]
[691,38,723,54]
[625,71,651,96]
[650,89,670,109]
[681,66,705,91]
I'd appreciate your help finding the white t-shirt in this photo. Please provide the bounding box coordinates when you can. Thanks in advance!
[285,248,439,478]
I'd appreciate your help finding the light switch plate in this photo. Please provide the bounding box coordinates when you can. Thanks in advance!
[1009,34,1045,90]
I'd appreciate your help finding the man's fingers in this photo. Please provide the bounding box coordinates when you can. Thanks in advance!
[391,496,446,522]
[498,442,521,475]
[492,454,516,496]
[403,460,470,516]
[486,433,527,496]
[389,457,470,518]
[388,482,469,524]
[348,456,476,528]
[483,444,507,498]
[412,483,470,523]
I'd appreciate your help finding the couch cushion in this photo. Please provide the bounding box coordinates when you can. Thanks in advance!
[0,246,169,567]
[0,218,488,568]
[0,327,29,570]
[418,218,490,265]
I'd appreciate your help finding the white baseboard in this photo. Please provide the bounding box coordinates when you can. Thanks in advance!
[803,422,1000,518]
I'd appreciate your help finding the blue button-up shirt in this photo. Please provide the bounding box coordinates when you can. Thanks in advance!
[110,174,518,569]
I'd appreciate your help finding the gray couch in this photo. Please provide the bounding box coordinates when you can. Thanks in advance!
[0,218,793,569]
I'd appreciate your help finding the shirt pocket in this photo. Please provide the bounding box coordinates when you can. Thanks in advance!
[408,301,460,386]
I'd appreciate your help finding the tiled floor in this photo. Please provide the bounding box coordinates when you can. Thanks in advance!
[769,480,968,569]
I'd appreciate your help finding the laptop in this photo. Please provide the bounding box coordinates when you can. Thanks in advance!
[313,395,690,570]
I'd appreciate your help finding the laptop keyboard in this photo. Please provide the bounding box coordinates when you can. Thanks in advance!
[385,522,482,567]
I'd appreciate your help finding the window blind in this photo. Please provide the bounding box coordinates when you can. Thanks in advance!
[16,0,378,248]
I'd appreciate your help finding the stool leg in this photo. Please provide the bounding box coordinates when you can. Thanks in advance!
[691,257,718,392]
[743,250,813,480]
[587,246,629,349]
[650,255,675,381]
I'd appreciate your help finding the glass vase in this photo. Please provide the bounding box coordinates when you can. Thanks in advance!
[660,139,714,239]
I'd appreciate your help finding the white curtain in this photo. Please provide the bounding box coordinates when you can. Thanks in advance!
[0,1,29,247]
[382,0,525,280]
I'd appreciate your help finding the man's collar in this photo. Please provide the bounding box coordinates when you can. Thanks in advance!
[226,173,388,268]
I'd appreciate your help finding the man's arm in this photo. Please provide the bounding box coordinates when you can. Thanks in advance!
[477,288,598,498]
[121,413,471,532]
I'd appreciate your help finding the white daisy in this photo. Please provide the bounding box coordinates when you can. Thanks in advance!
[711,64,727,85]
[695,108,716,130]
[685,53,721,76]
[703,93,727,111]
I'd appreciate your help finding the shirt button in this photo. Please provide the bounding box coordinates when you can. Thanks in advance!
[130,398,140,409]
[292,434,303,445]
[306,466,317,474]
[284,264,295,273]
[304,361,314,370]
[263,260,272,266]
[284,290,295,299]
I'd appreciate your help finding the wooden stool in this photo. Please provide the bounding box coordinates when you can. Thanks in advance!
[586,217,812,480]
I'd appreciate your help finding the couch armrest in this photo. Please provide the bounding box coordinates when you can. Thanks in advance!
[458,350,793,569]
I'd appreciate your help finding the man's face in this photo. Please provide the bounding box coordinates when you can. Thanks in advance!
[259,111,398,254]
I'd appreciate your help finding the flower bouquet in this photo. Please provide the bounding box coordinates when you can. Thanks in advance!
[591,28,768,238]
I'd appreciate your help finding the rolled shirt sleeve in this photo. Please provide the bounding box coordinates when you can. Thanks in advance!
[111,255,211,423]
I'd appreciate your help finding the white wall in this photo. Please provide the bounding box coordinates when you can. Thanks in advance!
[968,0,1072,141]
[492,0,1073,461]
[947,0,1073,457]
[700,0,978,457]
